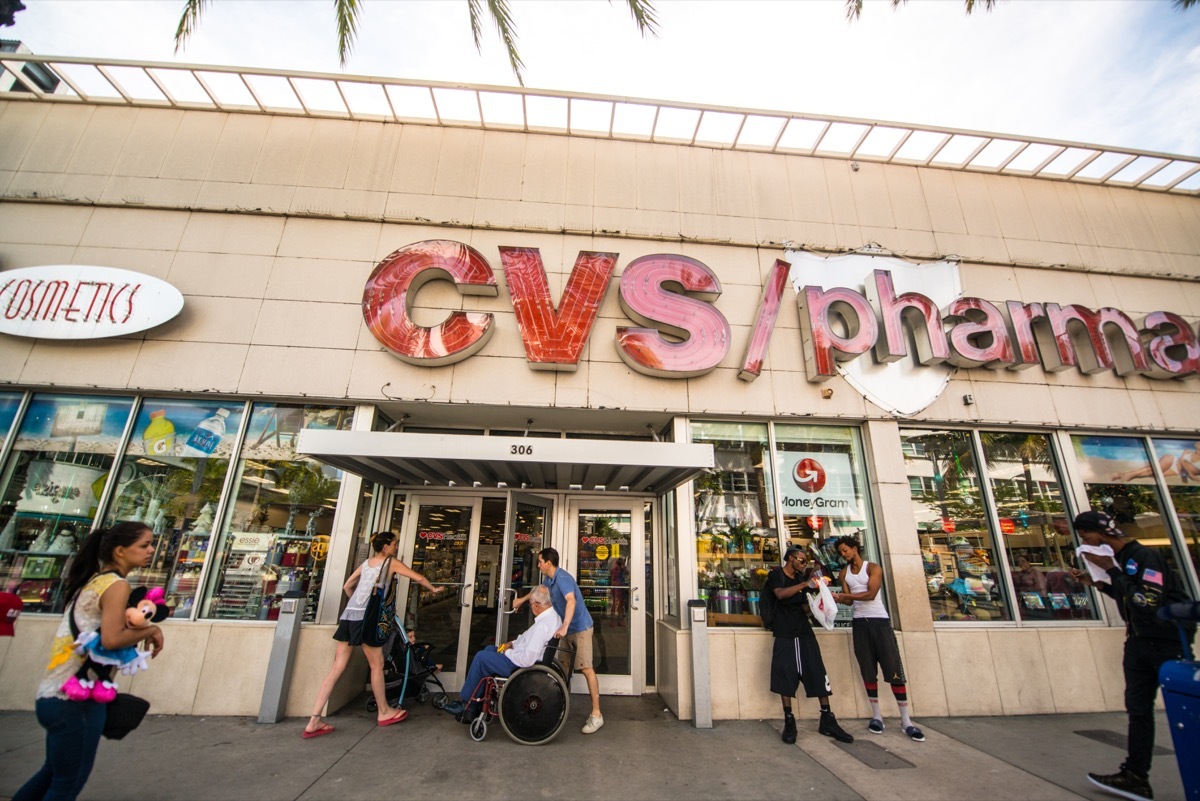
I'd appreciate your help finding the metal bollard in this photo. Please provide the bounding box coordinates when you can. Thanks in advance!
[258,591,306,724]
[688,599,712,729]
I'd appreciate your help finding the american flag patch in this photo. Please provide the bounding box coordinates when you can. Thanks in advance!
[1142,568,1164,586]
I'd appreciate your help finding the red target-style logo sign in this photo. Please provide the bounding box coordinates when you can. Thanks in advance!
[792,458,826,493]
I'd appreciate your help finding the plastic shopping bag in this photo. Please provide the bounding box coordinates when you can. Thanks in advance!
[807,578,838,631]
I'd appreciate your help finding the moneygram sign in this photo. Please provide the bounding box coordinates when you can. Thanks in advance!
[363,241,1199,386]
[780,452,857,515]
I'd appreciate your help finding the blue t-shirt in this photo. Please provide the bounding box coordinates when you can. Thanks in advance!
[543,568,594,634]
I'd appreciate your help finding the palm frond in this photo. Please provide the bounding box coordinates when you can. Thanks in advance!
[174,0,209,53]
[486,0,525,87]
[963,0,998,12]
[334,0,364,67]
[844,0,864,21]
[467,0,485,50]
[1173,0,1198,8]
[621,0,659,37]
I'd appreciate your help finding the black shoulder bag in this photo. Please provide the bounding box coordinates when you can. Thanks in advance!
[362,557,397,648]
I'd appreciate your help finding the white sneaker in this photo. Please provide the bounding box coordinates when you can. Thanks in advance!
[581,714,604,734]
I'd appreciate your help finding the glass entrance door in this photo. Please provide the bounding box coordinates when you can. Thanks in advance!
[497,492,552,645]
[399,495,482,690]
[566,498,645,695]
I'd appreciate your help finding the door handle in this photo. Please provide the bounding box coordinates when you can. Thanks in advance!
[460,583,474,607]
[501,587,517,614]
[632,586,640,611]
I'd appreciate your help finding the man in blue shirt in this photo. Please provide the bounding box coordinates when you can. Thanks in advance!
[514,547,604,734]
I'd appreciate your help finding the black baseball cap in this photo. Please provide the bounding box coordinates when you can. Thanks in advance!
[1073,511,1124,536]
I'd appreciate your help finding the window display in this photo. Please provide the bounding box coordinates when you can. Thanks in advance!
[1150,437,1200,579]
[691,422,777,627]
[103,399,246,617]
[0,393,134,613]
[979,431,1096,621]
[1072,434,1194,589]
[200,403,353,622]
[903,428,1011,622]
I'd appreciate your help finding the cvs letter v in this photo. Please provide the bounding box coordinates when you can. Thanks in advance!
[500,247,617,371]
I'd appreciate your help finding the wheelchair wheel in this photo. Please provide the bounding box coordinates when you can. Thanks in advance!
[431,693,447,710]
[498,664,570,746]
[469,716,488,742]
[418,685,431,704]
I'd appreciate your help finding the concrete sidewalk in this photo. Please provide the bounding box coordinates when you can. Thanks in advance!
[0,695,1187,801]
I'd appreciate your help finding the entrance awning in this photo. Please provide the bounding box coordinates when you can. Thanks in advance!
[297,430,714,494]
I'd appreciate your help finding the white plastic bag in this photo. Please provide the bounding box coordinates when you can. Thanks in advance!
[807,578,838,631]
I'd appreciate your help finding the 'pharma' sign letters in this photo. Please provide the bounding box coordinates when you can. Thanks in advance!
[362,240,1199,384]
[0,265,184,340]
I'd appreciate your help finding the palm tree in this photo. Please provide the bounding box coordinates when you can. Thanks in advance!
[175,0,659,87]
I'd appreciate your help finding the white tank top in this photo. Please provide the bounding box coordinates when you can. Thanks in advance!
[341,559,385,621]
[845,560,889,619]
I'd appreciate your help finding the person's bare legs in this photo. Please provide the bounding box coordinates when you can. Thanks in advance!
[581,666,601,717]
[364,644,404,722]
[306,641,353,734]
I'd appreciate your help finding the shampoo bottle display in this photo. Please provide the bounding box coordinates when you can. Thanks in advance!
[181,409,229,457]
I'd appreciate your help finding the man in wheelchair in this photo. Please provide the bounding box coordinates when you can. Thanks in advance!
[443,585,560,721]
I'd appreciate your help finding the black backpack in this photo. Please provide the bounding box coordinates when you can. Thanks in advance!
[759,568,781,630]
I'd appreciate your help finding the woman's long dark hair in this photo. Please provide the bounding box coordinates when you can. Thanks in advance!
[62,522,151,602]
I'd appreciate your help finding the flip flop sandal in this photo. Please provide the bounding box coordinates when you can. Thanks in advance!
[301,723,335,739]
[378,709,409,727]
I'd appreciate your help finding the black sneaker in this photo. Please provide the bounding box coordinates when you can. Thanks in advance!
[1087,768,1154,801]
[781,713,797,744]
[818,710,854,743]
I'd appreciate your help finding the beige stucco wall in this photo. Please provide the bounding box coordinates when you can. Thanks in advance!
[1,97,1197,718]
[0,616,366,717]
[661,624,1131,721]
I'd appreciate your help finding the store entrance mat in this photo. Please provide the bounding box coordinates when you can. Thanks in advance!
[1074,730,1172,756]
[832,739,916,769]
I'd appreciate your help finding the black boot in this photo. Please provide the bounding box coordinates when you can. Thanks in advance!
[818,709,854,743]
[781,711,797,744]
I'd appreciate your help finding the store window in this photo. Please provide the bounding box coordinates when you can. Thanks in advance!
[775,424,877,628]
[662,488,679,620]
[0,393,135,613]
[200,403,353,622]
[1150,438,1200,579]
[0,391,23,451]
[903,429,1011,622]
[104,399,247,617]
[979,432,1096,621]
[691,421,777,627]
[1072,435,1194,588]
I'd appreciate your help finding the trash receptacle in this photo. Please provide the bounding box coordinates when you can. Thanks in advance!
[1158,601,1200,801]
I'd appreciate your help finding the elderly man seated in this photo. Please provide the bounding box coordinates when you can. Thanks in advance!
[444,584,561,720]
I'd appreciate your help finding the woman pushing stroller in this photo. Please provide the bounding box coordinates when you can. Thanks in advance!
[303,531,442,739]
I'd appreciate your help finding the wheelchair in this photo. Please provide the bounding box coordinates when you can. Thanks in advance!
[463,640,575,746]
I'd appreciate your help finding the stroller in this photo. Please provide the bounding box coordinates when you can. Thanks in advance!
[365,621,449,713]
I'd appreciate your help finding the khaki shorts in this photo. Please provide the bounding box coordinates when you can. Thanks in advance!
[562,626,594,672]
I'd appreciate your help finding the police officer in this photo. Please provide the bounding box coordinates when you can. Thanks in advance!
[1071,510,1195,801]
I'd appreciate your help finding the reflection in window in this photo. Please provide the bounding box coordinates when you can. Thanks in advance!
[775,424,877,629]
[1151,438,1200,578]
[105,400,246,618]
[691,422,776,627]
[201,403,353,622]
[0,391,23,451]
[0,394,134,614]
[1073,435,1192,589]
[979,432,1097,621]
[903,429,1011,622]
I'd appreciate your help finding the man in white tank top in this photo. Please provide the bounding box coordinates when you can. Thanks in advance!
[833,535,925,742]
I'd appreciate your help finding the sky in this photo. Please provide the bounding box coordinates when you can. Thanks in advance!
[5,0,1200,158]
